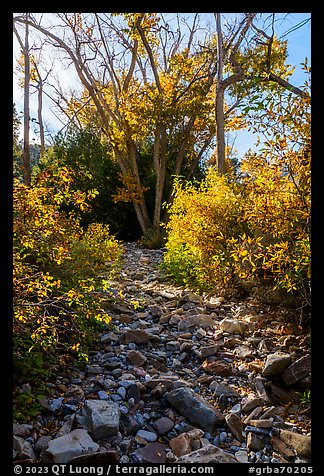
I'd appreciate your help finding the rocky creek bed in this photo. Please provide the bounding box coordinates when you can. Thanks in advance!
[13,242,311,464]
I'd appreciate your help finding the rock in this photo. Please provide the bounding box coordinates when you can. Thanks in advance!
[70,450,118,464]
[178,314,216,331]
[241,396,264,412]
[56,414,76,438]
[279,429,311,458]
[34,436,52,453]
[13,423,31,437]
[268,382,298,405]
[41,429,99,464]
[282,354,311,386]
[254,377,271,404]
[235,450,249,463]
[258,338,274,354]
[169,429,204,457]
[126,350,147,367]
[83,400,120,439]
[136,430,157,442]
[123,329,151,345]
[65,385,84,402]
[101,332,119,344]
[166,340,180,351]
[86,364,103,374]
[202,359,233,376]
[200,343,222,358]
[234,345,253,359]
[167,387,224,432]
[243,406,264,424]
[246,432,266,451]
[270,435,295,461]
[176,444,238,463]
[153,417,174,435]
[219,318,248,335]
[133,442,167,463]
[249,419,273,428]
[261,352,291,377]
[147,304,163,317]
[13,436,37,461]
[49,397,64,412]
[127,383,141,402]
[210,383,239,397]
[225,413,244,441]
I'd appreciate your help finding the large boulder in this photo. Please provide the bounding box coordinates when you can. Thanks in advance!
[167,386,224,433]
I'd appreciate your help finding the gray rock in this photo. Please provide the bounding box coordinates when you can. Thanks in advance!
[178,314,216,331]
[136,430,157,442]
[13,436,37,461]
[261,352,291,377]
[219,318,248,335]
[167,387,224,433]
[153,417,174,435]
[282,354,311,386]
[83,400,120,439]
[41,429,99,464]
[176,444,238,463]
[210,382,239,397]
[34,436,52,453]
[235,450,249,463]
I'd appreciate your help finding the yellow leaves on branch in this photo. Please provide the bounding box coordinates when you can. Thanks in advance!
[112,171,150,204]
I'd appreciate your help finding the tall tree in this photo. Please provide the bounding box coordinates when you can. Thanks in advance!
[14,13,31,185]
[13,13,217,237]
[213,13,310,174]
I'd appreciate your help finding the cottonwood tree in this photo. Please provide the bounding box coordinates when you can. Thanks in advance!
[14,13,31,185]
[13,13,218,238]
[213,13,310,173]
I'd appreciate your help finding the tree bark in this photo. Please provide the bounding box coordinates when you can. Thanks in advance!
[215,13,226,175]
[22,16,31,185]
[37,79,45,155]
[153,124,167,235]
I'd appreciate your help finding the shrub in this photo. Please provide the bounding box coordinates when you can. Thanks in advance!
[13,167,122,410]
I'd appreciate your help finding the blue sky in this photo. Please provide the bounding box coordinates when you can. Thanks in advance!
[13,12,311,155]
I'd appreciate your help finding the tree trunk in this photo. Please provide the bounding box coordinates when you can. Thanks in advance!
[38,80,45,156]
[153,124,167,236]
[215,86,226,174]
[22,17,31,186]
[215,13,226,175]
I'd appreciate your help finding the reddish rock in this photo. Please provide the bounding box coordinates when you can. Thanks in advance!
[126,350,147,367]
[225,413,244,442]
[202,360,233,376]
[133,442,167,463]
[123,329,151,345]
[169,429,204,457]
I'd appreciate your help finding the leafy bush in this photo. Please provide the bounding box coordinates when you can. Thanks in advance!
[13,167,122,409]
[163,86,310,319]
